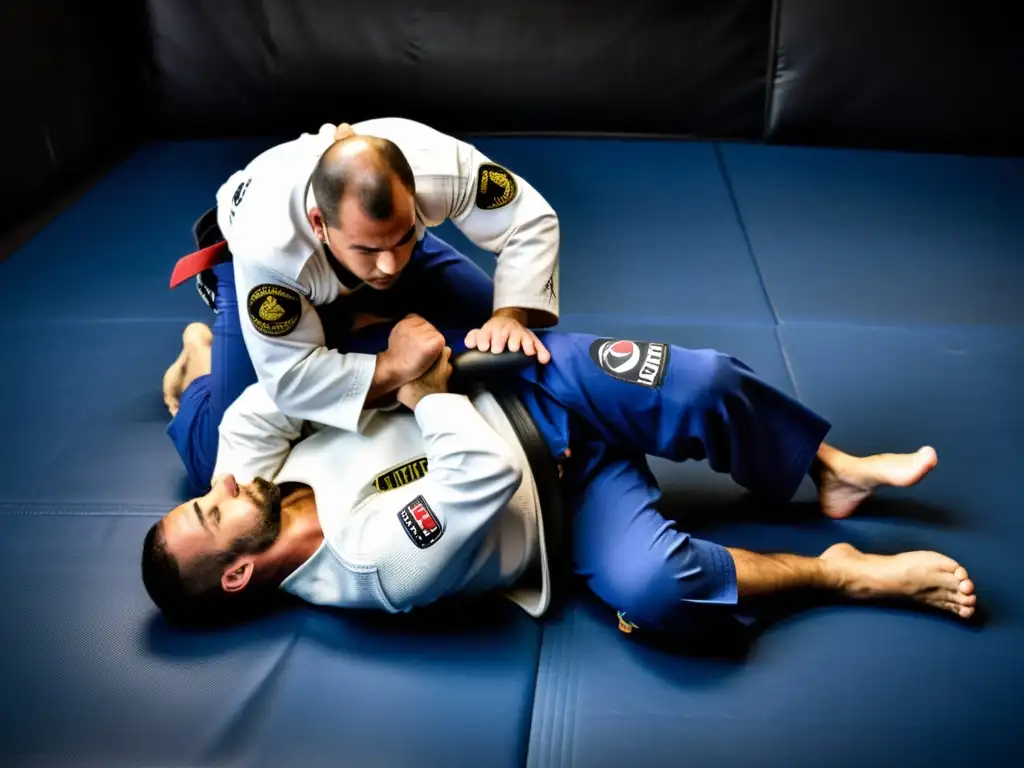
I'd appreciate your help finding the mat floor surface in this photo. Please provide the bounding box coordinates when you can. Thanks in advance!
[2,136,1020,767]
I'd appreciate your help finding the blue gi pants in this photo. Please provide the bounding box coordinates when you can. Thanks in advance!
[166,231,495,492]
[512,332,833,636]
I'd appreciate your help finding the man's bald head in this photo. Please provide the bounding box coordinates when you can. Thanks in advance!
[310,135,416,229]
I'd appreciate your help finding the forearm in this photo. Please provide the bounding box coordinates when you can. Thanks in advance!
[727,548,838,599]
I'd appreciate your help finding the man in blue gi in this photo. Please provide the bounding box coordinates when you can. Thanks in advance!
[146,306,976,634]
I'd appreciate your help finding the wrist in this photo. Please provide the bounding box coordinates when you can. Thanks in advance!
[399,384,445,411]
[492,306,528,325]
[374,350,404,390]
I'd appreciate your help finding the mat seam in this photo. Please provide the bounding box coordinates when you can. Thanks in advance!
[712,142,781,326]
[713,143,803,398]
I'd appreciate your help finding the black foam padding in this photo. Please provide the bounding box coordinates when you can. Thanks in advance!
[767,0,1024,154]
[145,0,771,140]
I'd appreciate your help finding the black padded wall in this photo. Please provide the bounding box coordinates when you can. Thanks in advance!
[145,0,772,140]
[0,0,154,230]
[767,0,1024,155]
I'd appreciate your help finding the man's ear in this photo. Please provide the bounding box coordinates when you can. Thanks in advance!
[221,559,255,593]
[307,208,327,242]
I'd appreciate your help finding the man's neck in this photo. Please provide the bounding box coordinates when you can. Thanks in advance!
[269,486,324,584]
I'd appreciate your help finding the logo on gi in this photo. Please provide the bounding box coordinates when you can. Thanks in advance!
[374,457,428,492]
[589,338,670,389]
[397,495,443,549]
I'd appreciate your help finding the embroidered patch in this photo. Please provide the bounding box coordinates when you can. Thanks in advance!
[375,457,429,492]
[589,338,670,389]
[247,284,301,337]
[398,495,443,549]
[475,163,518,210]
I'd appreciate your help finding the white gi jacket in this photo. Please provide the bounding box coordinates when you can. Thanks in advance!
[215,118,561,433]
[212,384,552,618]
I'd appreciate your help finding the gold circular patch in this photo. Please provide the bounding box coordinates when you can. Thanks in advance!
[247,283,301,337]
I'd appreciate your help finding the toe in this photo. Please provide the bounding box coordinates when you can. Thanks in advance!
[951,590,976,606]
[934,555,963,574]
[940,600,974,619]
[959,578,974,595]
[937,572,965,592]
[955,566,969,581]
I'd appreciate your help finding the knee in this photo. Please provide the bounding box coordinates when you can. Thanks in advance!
[183,322,212,351]
[590,533,734,636]
[594,549,696,633]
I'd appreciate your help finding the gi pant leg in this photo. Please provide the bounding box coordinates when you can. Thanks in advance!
[516,331,832,635]
[167,261,257,492]
[566,439,743,636]
[519,332,832,501]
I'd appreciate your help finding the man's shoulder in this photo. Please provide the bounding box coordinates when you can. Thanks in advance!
[217,131,333,282]
[354,117,465,179]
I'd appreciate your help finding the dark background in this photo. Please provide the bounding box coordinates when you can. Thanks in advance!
[3,0,1021,237]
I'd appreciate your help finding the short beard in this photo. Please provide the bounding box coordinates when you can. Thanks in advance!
[231,477,283,556]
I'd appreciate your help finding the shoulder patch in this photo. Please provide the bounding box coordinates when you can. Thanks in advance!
[397,495,443,549]
[374,457,429,492]
[475,163,518,210]
[247,283,302,337]
[589,338,670,389]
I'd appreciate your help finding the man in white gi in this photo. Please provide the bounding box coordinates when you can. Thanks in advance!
[203,117,560,433]
[143,323,978,634]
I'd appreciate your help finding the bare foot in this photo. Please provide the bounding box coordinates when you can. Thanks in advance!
[814,444,938,519]
[162,348,188,417]
[820,542,976,619]
[162,323,213,417]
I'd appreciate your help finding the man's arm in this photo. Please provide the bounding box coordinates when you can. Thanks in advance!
[333,351,524,612]
[230,256,425,431]
[336,392,523,612]
[212,382,308,483]
[445,140,560,328]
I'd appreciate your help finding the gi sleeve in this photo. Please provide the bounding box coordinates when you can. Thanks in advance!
[231,253,378,433]
[335,393,524,612]
[212,382,307,484]
[421,138,560,324]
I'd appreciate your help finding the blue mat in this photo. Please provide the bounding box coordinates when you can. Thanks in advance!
[718,143,1024,327]
[1,133,1021,766]
[433,137,776,324]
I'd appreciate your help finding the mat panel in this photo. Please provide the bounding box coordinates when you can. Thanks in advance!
[0,513,306,768]
[527,322,1024,766]
[239,604,541,768]
[432,137,774,324]
[0,322,192,506]
[718,143,1024,326]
